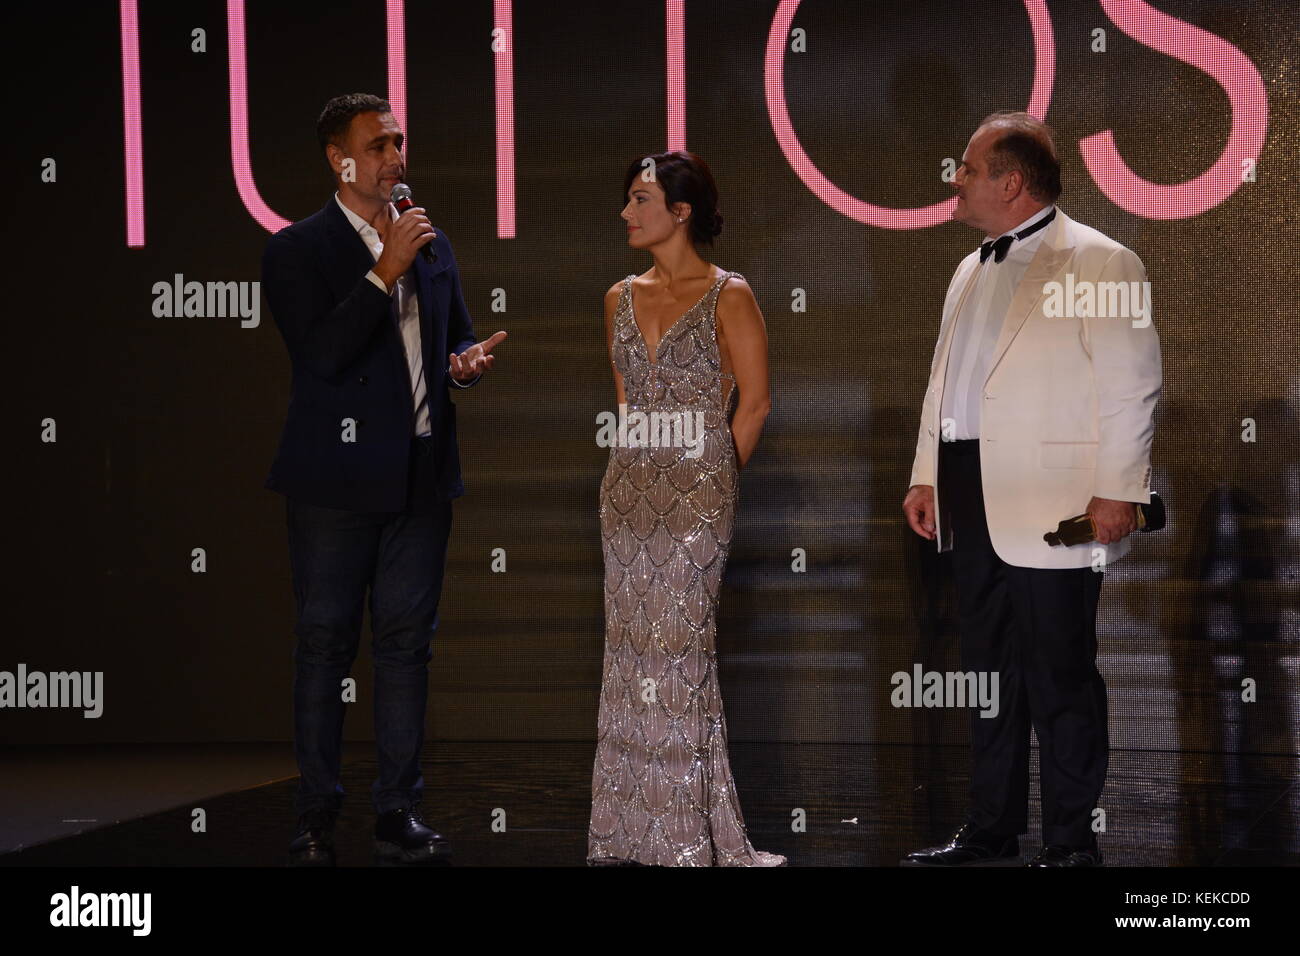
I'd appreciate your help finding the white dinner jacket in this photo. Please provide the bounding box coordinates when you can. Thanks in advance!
[909,207,1162,569]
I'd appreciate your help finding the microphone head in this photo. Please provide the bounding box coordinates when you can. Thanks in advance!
[390,182,413,204]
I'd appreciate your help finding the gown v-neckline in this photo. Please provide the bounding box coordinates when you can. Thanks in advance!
[628,268,720,365]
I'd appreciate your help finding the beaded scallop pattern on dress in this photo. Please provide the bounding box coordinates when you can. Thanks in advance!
[587,270,785,867]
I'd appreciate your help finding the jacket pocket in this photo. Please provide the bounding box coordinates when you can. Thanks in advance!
[1040,440,1098,469]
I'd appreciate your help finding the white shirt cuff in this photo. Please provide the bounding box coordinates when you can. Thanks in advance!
[449,365,480,388]
[365,270,391,295]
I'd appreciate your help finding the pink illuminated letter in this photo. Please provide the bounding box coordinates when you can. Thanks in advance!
[227,0,410,234]
[1080,0,1268,219]
[666,0,686,151]
[227,0,290,233]
[120,0,144,247]
[387,0,408,147]
[764,0,1055,229]
[495,0,516,238]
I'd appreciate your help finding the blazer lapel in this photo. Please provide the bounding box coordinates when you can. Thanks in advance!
[322,198,380,293]
[412,249,450,382]
[984,209,1075,382]
[323,197,411,389]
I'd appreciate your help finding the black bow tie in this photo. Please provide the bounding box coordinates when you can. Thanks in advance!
[979,234,1014,263]
[978,207,1057,264]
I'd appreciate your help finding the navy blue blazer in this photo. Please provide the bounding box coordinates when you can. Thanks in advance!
[262,196,479,512]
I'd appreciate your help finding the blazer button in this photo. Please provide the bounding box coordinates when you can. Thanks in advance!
[359,375,368,385]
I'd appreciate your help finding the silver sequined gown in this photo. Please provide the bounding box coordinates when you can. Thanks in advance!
[587,270,785,867]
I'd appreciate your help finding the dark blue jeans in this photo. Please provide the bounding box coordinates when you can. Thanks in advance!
[285,435,452,816]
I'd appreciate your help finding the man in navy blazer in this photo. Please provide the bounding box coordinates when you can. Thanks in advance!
[262,93,505,866]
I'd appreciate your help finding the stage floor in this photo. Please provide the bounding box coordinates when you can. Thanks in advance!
[1,741,1295,866]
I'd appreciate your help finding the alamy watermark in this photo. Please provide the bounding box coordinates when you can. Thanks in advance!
[1,664,103,718]
[596,404,706,458]
[152,274,260,328]
[1042,275,1152,327]
[49,885,150,935]
[891,664,1000,718]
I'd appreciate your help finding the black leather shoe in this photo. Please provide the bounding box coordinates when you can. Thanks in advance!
[1027,841,1103,867]
[901,822,1022,867]
[288,807,337,867]
[373,808,451,864]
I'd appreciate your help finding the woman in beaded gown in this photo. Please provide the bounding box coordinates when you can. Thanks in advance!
[587,151,783,866]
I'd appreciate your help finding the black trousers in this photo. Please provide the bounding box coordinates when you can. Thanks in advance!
[938,439,1107,847]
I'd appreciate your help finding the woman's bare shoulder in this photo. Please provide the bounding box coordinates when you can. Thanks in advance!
[604,275,634,306]
[717,271,757,304]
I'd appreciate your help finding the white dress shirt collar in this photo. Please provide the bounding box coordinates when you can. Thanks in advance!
[334,191,396,238]
[985,203,1056,243]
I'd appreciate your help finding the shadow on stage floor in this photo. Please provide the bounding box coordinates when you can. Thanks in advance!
[2,742,1296,866]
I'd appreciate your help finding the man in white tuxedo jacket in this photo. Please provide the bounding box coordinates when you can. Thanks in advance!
[901,112,1161,867]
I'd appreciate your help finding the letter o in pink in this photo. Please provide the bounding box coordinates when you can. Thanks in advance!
[764,0,1056,229]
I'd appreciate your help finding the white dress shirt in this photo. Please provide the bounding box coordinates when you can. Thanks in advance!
[334,192,431,437]
[940,204,1056,440]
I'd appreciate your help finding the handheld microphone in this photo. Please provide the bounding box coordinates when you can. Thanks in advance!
[389,183,437,263]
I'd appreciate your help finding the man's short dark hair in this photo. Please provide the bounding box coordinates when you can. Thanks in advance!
[316,93,392,153]
[980,110,1062,203]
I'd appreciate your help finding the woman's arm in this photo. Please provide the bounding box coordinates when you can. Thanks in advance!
[716,277,771,469]
[603,282,627,407]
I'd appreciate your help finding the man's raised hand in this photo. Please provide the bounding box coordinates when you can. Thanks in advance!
[373,205,435,290]
[450,330,508,381]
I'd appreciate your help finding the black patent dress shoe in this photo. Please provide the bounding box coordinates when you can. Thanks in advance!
[1027,841,1103,867]
[373,808,451,864]
[288,807,337,867]
[900,822,1022,867]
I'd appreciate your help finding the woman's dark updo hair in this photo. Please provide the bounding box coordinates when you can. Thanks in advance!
[622,150,724,246]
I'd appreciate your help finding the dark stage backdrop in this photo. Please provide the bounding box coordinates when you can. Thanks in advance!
[8,0,1297,809]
